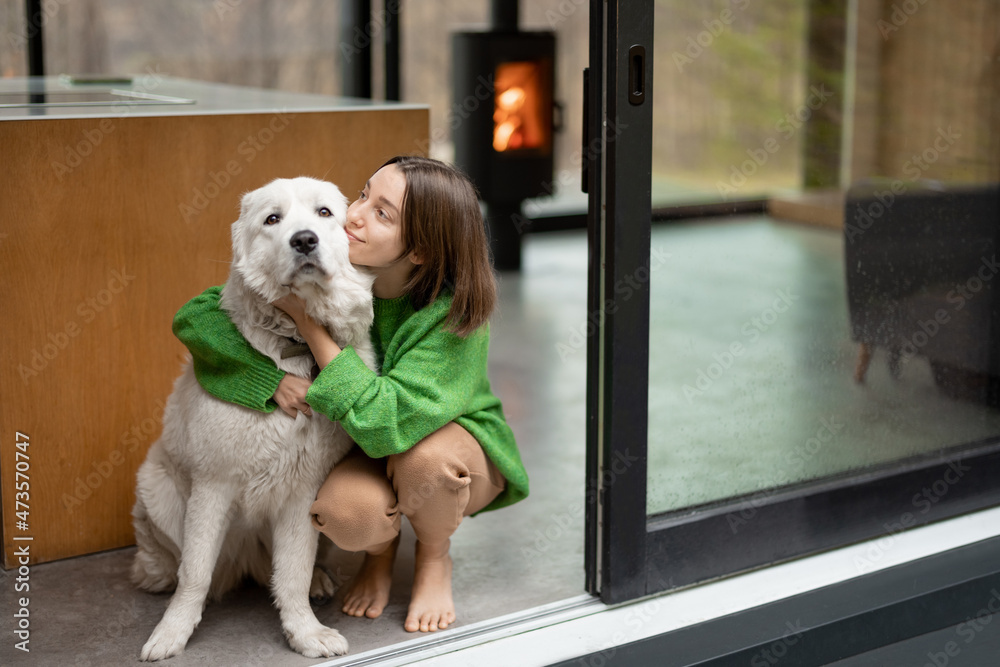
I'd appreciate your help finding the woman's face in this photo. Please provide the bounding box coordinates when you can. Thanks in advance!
[345,164,409,268]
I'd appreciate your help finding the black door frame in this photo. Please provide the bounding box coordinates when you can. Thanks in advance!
[584,0,1000,606]
[585,0,654,604]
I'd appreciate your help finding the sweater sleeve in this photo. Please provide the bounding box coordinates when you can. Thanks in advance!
[172,285,285,413]
[306,323,489,459]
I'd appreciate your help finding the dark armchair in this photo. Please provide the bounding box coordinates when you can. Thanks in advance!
[843,181,1000,406]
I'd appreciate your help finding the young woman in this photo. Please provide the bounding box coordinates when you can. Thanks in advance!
[172,156,528,633]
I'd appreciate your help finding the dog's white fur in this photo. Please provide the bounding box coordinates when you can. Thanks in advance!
[131,177,375,661]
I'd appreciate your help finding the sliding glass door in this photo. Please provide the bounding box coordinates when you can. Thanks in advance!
[586,0,1000,605]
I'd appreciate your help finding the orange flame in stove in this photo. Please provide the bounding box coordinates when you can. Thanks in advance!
[493,61,546,152]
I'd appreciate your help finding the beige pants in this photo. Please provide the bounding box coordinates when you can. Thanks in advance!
[310,422,506,550]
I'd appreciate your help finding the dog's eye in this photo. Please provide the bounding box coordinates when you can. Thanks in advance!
[317,207,332,217]
[264,213,280,226]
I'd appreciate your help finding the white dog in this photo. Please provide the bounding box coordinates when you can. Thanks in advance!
[131,177,375,661]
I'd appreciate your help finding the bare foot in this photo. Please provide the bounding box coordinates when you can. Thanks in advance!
[405,539,455,632]
[341,537,398,619]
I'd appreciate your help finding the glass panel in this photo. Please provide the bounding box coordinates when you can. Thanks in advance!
[650,0,808,208]
[32,0,346,94]
[0,0,28,76]
[647,0,1000,516]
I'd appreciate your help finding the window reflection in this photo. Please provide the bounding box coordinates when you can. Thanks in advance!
[648,0,999,515]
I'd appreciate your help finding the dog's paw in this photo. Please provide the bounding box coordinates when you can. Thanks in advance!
[140,627,190,662]
[287,625,349,658]
[309,566,336,605]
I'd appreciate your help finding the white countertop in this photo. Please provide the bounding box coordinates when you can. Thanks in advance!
[0,75,426,120]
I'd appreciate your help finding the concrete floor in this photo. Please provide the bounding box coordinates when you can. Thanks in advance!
[2,227,591,667]
[4,217,998,666]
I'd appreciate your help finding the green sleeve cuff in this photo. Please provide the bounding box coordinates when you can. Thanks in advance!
[172,285,285,413]
[306,347,376,420]
[220,356,285,413]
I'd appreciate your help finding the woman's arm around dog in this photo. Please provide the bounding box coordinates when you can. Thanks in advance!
[173,286,290,413]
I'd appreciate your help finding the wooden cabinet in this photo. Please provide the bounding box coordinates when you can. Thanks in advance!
[0,78,428,567]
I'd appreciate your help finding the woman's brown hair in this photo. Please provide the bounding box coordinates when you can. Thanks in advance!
[382,155,497,336]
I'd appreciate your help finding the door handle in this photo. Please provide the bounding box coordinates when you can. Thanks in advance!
[628,45,645,105]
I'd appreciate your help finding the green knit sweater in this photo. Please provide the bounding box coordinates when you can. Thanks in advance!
[172,285,528,513]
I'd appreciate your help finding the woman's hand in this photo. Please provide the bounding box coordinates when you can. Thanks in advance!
[273,375,313,418]
[271,292,344,369]
[272,292,308,324]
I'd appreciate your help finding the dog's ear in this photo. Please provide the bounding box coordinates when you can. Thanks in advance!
[239,187,261,218]
[325,185,349,223]
[334,190,349,222]
[231,188,261,266]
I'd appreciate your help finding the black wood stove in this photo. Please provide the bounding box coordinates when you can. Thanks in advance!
[452,1,556,270]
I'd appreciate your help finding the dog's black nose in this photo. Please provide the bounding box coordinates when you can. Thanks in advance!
[290,230,319,255]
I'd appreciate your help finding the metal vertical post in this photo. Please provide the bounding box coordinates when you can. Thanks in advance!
[385,0,400,101]
[25,0,45,76]
[341,0,372,98]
